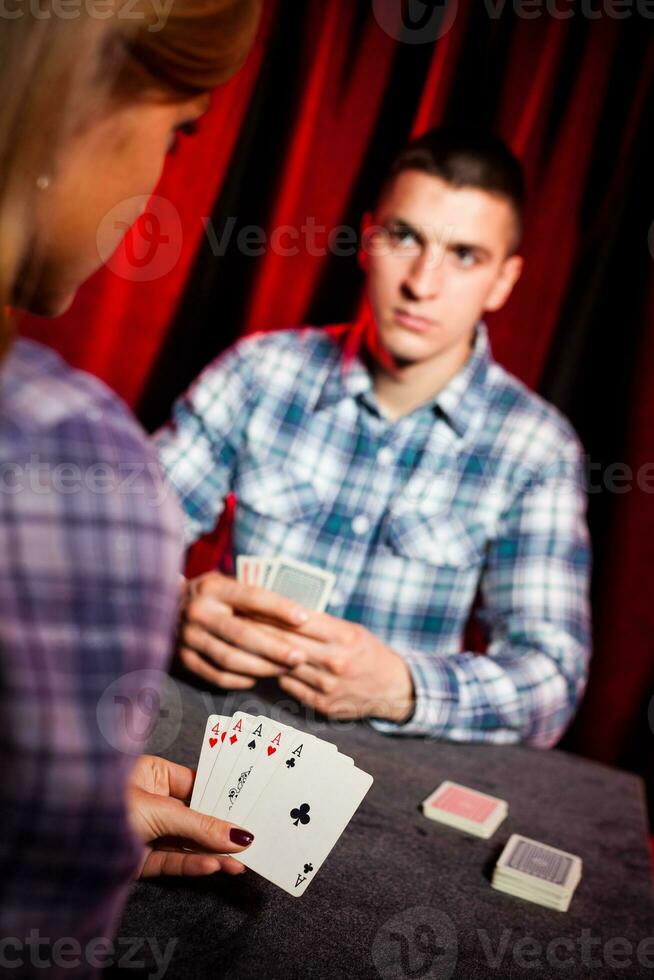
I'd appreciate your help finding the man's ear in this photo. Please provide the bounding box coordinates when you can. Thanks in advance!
[484,254,524,313]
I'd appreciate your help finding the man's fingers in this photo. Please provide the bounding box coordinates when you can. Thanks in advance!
[180,624,286,678]
[210,613,306,667]
[288,663,338,695]
[194,573,308,627]
[278,674,327,714]
[292,610,359,645]
[257,609,358,648]
[279,675,360,720]
[249,621,331,665]
[230,581,309,627]
[182,615,303,671]
[178,646,258,690]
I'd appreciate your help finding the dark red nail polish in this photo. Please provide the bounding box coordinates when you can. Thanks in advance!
[230,828,254,846]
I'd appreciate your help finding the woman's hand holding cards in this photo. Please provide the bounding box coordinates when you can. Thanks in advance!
[128,754,255,878]
[176,571,310,690]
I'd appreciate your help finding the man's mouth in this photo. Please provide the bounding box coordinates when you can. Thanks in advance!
[392,308,437,334]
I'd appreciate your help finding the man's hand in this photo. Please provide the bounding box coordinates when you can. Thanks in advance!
[128,754,254,878]
[177,572,309,690]
[256,612,415,722]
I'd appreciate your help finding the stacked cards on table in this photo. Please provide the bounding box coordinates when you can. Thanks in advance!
[236,555,335,612]
[491,834,583,911]
[421,780,508,839]
[190,712,373,896]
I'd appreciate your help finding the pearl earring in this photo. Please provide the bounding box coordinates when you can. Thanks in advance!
[36,175,51,190]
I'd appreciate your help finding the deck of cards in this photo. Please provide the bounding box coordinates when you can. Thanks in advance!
[236,555,336,612]
[421,780,508,839]
[190,712,373,896]
[491,834,583,911]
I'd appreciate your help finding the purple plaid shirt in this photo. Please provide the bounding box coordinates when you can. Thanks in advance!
[0,339,183,976]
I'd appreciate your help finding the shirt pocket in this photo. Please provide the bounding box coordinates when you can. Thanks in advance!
[235,460,324,525]
[387,507,487,569]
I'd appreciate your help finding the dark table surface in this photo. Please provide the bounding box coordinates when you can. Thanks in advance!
[113,675,654,980]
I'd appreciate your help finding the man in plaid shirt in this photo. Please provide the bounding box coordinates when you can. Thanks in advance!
[156,128,591,747]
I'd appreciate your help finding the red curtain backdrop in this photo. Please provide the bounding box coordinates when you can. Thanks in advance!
[17,1,654,787]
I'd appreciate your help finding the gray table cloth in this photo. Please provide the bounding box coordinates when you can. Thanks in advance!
[110,675,654,980]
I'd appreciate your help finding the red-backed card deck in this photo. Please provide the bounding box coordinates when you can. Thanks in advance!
[190,712,372,897]
[421,780,508,839]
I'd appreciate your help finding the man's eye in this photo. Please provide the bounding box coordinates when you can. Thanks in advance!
[388,227,418,247]
[453,247,477,267]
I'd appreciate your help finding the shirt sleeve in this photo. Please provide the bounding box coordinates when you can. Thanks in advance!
[370,443,592,747]
[0,412,183,975]
[153,339,261,548]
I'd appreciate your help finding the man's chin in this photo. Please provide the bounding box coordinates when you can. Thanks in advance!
[378,323,440,367]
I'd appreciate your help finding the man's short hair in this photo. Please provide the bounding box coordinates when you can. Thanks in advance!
[381,127,526,254]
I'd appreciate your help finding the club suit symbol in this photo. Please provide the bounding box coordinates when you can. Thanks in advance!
[290,803,311,827]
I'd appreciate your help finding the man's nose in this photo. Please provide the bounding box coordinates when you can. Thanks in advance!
[402,248,443,301]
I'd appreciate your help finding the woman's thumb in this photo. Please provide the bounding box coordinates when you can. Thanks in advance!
[149,795,254,852]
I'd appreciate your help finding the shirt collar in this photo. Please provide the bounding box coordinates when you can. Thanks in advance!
[313,323,373,412]
[313,321,492,437]
[434,321,491,438]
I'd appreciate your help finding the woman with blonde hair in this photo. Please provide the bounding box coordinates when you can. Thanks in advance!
[0,2,304,972]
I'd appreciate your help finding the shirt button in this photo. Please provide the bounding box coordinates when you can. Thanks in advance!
[352,514,370,536]
[377,447,394,466]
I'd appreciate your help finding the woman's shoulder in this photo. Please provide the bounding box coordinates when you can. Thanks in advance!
[2,338,145,447]
[1,338,183,545]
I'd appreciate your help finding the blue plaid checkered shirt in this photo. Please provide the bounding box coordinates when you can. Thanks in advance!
[155,323,591,747]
